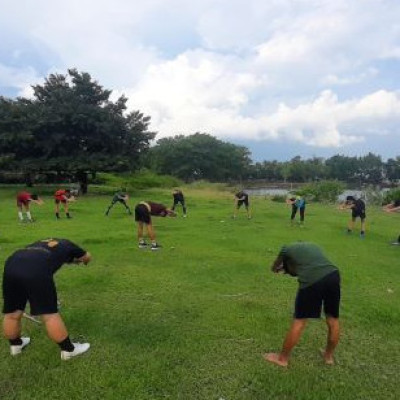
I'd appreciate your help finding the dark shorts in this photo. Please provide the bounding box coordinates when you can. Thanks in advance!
[55,199,67,204]
[352,209,366,219]
[2,252,58,315]
[16,200,29,207]
[237,199,249,208]
[135,204,151,224]
[294,270,341,319]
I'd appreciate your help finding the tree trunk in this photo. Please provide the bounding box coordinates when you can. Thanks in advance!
[76,171,88,195]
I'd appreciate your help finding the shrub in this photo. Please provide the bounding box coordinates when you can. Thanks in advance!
[383,188,400,205]
[270,194,287,203]
[297,180,346,203]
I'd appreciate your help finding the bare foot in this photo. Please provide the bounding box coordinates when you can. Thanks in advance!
[320,349,335,365]
[263,352,288,367]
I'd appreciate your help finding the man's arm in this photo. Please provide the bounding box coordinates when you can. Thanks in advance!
[74,252,92,265]
[271,254,285,273]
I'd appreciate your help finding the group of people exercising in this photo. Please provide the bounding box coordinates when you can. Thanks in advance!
[3,187,398,365]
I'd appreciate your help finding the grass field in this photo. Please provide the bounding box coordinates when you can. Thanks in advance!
[0,186,399,400]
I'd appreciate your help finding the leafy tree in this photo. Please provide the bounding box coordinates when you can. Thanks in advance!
[148,133,251,182]
[0,69,155,192]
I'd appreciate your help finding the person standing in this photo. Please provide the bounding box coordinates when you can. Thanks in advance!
[264,242,341,367]
[134,201,176,250]
[172,189,187,217]
[233,191,251,219]
[16,191,43,222]
[2,239,92,360]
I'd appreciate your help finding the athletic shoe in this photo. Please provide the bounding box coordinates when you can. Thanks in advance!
[61,342,90,360]
[346,229,352,234]
[10,337,31,356]
[391,241,400,246]
[183,214,187,218]
[151,243,162,251]
[360,232,365,239]
[138,241,148,249]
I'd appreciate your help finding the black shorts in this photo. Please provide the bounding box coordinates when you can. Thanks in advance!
[135,204,151,224]
[55,199,67,204]
[294,270,341,319]
[237,199,249,208]
[352,209,366,219]
[2,252,58,315]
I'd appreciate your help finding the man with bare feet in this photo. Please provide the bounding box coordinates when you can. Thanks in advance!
[264,242,341,367]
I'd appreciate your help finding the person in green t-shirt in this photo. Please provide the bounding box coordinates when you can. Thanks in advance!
[264,242,341,367]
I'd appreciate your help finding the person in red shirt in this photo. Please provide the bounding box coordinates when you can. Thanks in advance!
[54,189,74,219]
[16,191,43,222]
[134,201,176,250]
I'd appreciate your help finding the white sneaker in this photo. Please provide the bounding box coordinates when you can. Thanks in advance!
[10,337,31,356]
[61,342,90,360]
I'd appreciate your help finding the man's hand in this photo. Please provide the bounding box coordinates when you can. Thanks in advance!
[75,252,92,265]
[271,255,285,273]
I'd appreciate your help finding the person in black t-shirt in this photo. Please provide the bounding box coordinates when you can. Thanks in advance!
[233,191,251,219]
[134,201,176,250]
[2,239,92,360]
[172,189,187,217]
[339,196,366,237]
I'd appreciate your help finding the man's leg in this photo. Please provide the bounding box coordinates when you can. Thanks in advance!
[64,202,71,218]
[290,206,297,224]
[246,205,251,219]
[348,217,355,232]
[322,317,340,365]
[264,319,308,367]
[41,313,90,359]
[17,205,24,221]
[182,201,187,216]
[300,207,305,223]
[360,218,366,235]
[24,204,33,222]
[105,200,116,216]
[55,202,60,219]
[3,310,23,340]
[122,201,132,214]
[146,223,156,242]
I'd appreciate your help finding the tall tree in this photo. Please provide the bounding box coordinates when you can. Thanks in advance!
[0,69,155,192]
[148,133,251,182]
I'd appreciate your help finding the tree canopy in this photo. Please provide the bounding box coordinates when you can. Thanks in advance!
[0,69,155,190]
[147,133,251,182]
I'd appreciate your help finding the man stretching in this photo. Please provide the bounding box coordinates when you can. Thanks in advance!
[340,196,366,238]
[172,189,187,217]
[135,201,176,250]
[233,191,251,219]
[105,191,132,216]
[2,239,92,360]
[16,191,43,222]
[265,242,341,367]
[54,189,74,219]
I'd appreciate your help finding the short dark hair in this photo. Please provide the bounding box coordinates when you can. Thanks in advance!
[31,194,39,200]
[346,195,355,202]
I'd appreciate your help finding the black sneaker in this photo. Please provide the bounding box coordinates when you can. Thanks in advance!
[151,243,162,251]
[138,241,148,249]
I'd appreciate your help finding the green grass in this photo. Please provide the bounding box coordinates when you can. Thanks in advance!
[0,186,399,400]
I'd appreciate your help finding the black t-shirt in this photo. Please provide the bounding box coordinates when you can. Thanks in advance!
[21,239,87,274]
[173,191,184,202]
[353,199,365,212]
[235,191,248,201]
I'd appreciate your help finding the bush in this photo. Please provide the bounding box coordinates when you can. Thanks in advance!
[270,194,287,203]
[383,188,400,205]
[95,170,182,191]
[297,180,346,203]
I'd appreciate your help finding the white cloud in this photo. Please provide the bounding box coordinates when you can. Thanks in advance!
[1,0,400,152]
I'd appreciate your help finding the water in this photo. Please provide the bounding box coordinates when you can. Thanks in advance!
[245,188,388,202]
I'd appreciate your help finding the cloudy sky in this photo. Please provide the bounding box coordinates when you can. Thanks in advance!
[1,0,400,161]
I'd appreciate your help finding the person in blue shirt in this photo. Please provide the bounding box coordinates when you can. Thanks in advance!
[286,195,306,226]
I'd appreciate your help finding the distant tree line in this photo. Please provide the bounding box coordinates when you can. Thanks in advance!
[1,69,399,189]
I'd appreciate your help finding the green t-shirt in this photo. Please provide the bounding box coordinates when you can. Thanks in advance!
[280,242,338,289]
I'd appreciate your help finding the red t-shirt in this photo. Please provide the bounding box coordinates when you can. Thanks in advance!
[55,190,67,201]
[17,191,32,204]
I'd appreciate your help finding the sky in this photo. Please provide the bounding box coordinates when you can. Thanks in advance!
[1,0,400,161]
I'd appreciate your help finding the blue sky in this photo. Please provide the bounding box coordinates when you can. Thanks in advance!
[1,0,400,161]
